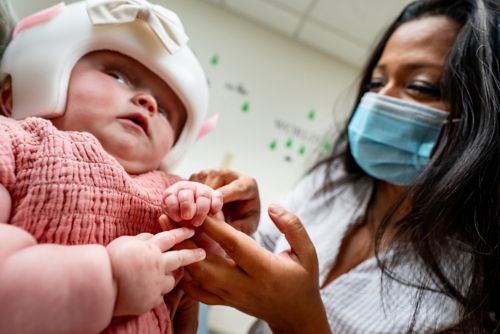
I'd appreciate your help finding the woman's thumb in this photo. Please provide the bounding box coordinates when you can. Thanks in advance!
[267,204,318,270]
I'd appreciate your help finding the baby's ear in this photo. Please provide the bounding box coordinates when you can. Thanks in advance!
[0,76,12,117]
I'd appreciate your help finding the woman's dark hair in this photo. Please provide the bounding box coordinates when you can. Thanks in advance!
[316,0,500,332]
[0,0,15,58]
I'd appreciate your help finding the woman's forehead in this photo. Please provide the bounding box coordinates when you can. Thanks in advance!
[379,16,462,66]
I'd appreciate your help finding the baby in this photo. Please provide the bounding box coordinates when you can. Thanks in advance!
[0,0,221,333]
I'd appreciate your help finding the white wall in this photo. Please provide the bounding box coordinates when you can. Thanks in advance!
[11,1,361,333]
[161,0,360,207]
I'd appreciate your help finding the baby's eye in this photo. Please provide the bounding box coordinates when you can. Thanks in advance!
[105,70,131,86]
[158,106,170,120]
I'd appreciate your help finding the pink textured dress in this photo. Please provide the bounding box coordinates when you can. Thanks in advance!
[0,116,180,333]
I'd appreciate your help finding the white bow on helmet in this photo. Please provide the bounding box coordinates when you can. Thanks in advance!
[87,0,188,53]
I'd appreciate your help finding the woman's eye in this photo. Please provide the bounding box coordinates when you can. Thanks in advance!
[105,70,131,86]
[366,79,385,92]
[407,82,441,97]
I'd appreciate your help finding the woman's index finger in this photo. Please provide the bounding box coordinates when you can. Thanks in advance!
[202,216,272,272]
[217,178,257,203]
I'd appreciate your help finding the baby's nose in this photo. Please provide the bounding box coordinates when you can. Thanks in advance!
[132,93,157,115]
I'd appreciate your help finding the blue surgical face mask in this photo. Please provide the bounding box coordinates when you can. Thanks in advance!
[347,92,450,185]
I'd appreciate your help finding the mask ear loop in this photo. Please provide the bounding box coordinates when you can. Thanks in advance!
[430,117,461,159]
[442,118,461,124]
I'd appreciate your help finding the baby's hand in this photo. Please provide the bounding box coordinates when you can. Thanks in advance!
[163,181,223,227]
[106,228,206,316]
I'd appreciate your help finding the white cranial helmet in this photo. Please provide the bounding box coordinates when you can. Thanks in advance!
[0,0,209,170]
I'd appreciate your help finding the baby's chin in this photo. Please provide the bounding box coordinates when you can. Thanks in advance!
[100,138,166,174]
[114,155,162,175]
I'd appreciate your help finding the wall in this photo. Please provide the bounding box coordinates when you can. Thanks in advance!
[163,0,359,207]
[11,1,361,333]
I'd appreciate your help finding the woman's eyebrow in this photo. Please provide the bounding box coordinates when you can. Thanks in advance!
[403,63,443,70]
[375,63,442,71]
[373,64,385,71]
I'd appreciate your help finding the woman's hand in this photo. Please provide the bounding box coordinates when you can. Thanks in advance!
[190,169,260,235]
[181,205,331,334]
[164,285,199,334]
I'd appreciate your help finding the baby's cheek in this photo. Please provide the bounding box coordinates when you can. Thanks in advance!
[156,122,176,154]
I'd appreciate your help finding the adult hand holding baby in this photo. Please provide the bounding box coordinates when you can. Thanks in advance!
[180,207,331,334]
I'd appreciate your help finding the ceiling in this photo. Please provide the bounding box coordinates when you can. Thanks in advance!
[200,0,413,67]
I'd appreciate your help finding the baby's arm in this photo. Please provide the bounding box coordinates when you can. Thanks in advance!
[163,180,223,227]
[0,225,204,333]
[0,224,116,334]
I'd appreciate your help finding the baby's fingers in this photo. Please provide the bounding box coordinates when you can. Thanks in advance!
[178,189,196,220]
[163,248,207,274]
[160,269,186,295]
[151,227,196,252]
[191,183,223,214]
[161,274,177,295]
[190,187,222,227]
[135,232,154,240]
[191,195,211,227]
[209,191,223,215]
[164,194,182,222]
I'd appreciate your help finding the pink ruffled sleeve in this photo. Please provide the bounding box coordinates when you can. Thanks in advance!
[0,116,17,193]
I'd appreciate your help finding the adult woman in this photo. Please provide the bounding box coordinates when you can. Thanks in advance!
[180,0,500,332]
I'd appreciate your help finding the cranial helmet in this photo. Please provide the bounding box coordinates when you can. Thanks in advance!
[0,0,209,170]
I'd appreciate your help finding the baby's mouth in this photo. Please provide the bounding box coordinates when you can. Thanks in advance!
[119,113,149,135]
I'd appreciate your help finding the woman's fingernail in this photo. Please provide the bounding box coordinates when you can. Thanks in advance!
[268,203,284,215]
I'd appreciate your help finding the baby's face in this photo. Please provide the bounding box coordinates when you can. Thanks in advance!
[50,51,187,174]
